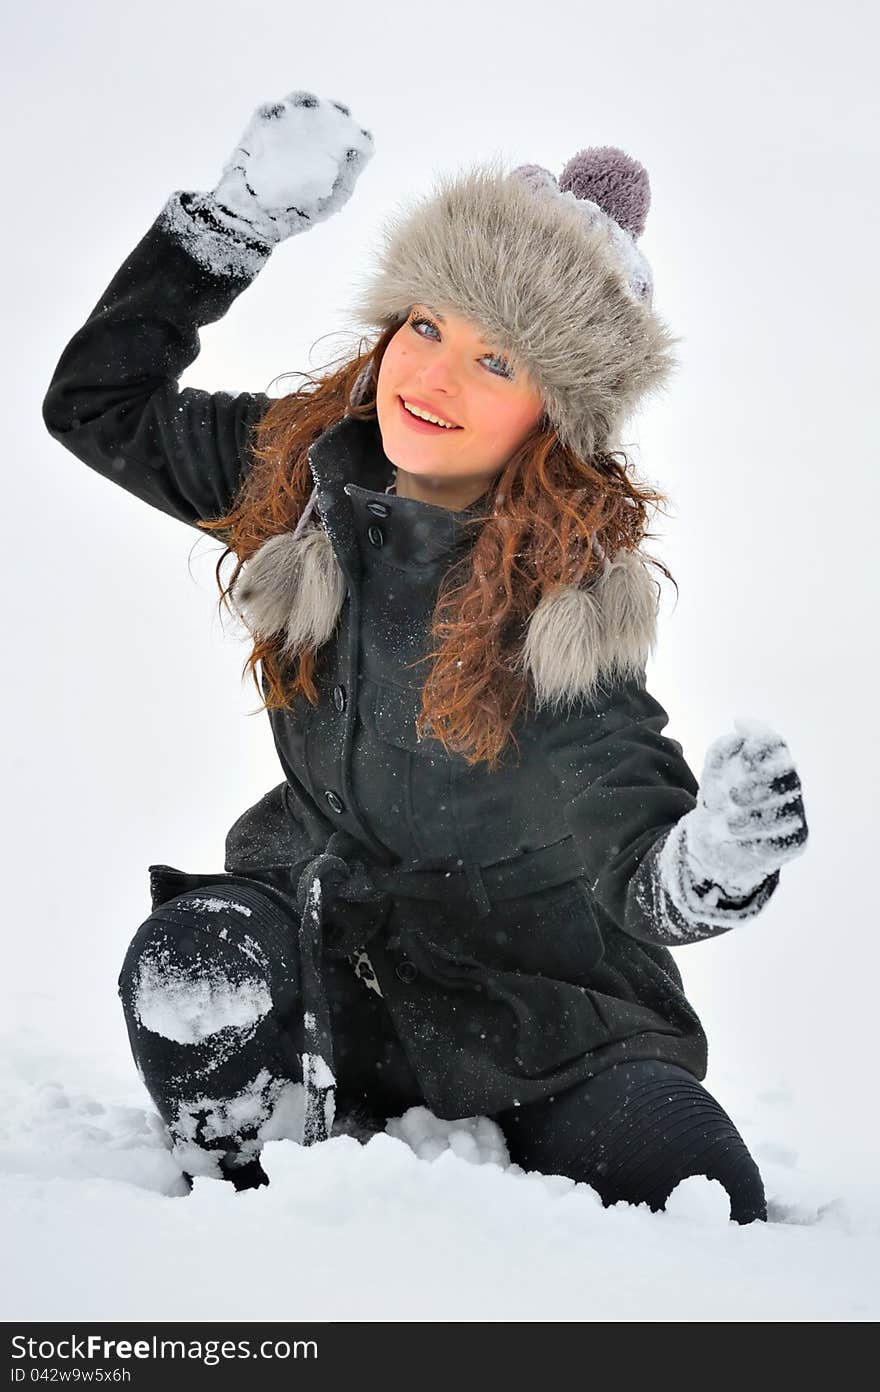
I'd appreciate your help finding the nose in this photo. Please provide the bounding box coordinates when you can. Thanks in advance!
[416,352,462,399]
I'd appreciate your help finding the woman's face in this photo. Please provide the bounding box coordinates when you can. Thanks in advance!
[375,303,546,509]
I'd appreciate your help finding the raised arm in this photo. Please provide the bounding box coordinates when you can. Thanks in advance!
[41,90,376,532]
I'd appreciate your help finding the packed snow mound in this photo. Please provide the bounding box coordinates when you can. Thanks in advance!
[0,1052,188,1196]
[0,1043,507,1193]
[385,1105,509,1165]
[2,1029,879,1321]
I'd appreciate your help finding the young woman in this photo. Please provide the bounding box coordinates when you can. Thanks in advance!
[42,90,808,1220]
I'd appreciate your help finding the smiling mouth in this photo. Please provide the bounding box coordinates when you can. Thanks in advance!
[398,396,462,430]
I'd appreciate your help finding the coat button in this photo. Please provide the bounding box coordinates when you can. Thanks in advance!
[366,500,390,517]
[394,959,418,983]
[367,523,385,548]
[332,684,346,712]
[324,790,345,814]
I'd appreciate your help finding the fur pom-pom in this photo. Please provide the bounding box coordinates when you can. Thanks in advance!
[517,584,606,710]
[516,549,658,711]
[232,526,347,654]
[597,549,659,673]
[558,147,651,239]
[231,512,658,713]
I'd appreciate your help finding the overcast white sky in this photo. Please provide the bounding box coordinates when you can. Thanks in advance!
[6,0,879,1180]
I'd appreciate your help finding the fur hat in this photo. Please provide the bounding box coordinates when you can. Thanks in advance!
[348,148,681,460]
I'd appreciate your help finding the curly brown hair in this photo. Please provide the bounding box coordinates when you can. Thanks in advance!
[198,323,677,771]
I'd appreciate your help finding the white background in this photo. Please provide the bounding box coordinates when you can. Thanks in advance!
[5,0,879,1244]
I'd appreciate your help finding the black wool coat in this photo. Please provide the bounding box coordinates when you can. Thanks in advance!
[42,196,780,1130]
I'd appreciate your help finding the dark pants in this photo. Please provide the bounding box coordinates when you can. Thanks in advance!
[118,879,766,1223]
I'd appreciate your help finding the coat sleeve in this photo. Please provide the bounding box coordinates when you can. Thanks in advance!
[550,672,780,947]
[41,190,275,532]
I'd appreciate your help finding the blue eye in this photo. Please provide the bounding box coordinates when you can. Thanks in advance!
[482,352,512,377]
[409,314,514,379]
[409,315,440,342]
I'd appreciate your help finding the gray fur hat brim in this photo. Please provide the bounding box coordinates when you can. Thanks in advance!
[348,157,682,460]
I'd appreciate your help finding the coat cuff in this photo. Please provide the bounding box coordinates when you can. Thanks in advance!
[158,190,275,281]
[646,819,780,943]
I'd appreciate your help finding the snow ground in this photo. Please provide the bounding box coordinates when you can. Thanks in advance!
[2,1019,877,1323]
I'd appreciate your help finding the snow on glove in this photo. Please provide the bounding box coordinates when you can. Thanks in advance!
[678,717,809,900]
[208,89,375,247]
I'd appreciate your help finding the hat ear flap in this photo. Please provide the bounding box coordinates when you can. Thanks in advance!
[347,359,375,411]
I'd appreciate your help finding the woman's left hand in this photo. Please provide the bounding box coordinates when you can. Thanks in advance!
[683,718,809,896]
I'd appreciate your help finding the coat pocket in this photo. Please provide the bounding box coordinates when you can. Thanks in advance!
[448,873,606,982]
[518,874,606,979]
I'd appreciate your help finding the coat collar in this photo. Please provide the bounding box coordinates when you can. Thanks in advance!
[344,480,486,569]
[308,411,491,564]
[232,412,659,711]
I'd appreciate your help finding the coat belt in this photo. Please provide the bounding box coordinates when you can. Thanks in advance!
[292,830,586,1146]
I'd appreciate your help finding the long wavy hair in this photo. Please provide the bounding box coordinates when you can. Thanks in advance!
[198,321,677,770]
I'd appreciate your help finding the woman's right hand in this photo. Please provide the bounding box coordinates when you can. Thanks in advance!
[209,90,376,246]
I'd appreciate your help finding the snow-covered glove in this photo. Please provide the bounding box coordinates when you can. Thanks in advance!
[676,717,809,902]
[203,89,375,248]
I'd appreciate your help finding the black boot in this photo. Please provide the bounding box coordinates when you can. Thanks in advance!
[180,1152,270,1193]
[218,1152,271,1192]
